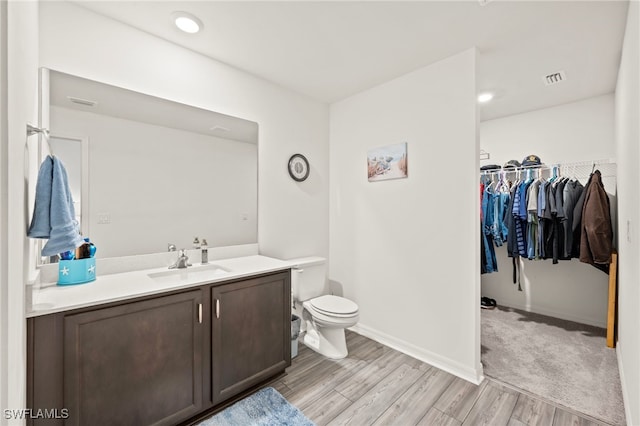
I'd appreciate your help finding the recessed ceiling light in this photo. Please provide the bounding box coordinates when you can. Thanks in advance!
[477,92,494,103]
[172,11,203,34]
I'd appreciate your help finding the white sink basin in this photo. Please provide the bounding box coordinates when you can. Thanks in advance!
[148,264,230,284]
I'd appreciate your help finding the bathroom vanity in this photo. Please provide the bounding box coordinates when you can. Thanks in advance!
[27,256,292,426]
[27,69,293,425]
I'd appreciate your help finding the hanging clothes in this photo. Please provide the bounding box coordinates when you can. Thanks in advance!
[481,182,499,273]
[480,223,488,274]
[541,178,559,262]
[526,179,541,259]
[514,176,534,258]
[543,177,568,264]
[481,162,616,293]
[580,170,613,271]
[505,181,522,288]
[480,172,513,274]
[490,173,510,246]
[506,182,519,258]
[562,179,584,259]
[496,190,510,245]
[571,174,590,258]
[537,179,548,259]
[554,177,570,262]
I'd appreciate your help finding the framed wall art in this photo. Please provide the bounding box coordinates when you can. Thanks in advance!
[367,142,408,182]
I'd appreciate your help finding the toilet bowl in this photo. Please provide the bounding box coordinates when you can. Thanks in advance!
[290,257,359,359]
[302,295,359,359]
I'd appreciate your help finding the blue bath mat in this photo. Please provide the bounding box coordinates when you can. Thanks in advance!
[197,387,315,426]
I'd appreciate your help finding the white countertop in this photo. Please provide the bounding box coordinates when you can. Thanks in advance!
[28,255,297,317]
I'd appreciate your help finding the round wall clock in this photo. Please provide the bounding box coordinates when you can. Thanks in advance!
[288,154,310,182]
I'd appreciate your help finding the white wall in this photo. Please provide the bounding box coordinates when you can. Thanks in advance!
[50,106,258,258]
[0,0,6,416]
[1,1,39,423]
[480,94,615,165]
[39,1,329,262]
[615,1,640,424]
[480,95,615,327]
[330,49,482,383]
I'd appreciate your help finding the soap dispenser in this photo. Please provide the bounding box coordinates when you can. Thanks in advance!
[201,239,208,264]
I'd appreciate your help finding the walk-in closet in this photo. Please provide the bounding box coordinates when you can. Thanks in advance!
[479,95,625,426]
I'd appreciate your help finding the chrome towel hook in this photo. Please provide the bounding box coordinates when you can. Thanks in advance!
[26,124,50,137]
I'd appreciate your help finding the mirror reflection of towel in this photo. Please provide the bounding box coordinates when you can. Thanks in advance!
[27,155,85,256]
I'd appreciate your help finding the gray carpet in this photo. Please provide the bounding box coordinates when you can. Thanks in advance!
[481,306,625,426]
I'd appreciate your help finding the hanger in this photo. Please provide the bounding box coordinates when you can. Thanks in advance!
[548,165,557,183]
[487,172,498,190]
[494,171,504,192]
[499,170,511,192]
[515,168,522,184]
[525,168,533,182]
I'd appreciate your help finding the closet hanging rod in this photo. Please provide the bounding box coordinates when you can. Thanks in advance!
[481,166,558,176]
[480,169,617,178]
[480,160,616,176]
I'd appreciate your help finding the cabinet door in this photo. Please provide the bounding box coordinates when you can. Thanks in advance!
[211,272,291,403]
[63,290,204,426]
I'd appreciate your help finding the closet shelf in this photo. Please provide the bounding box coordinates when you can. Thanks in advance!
[480,159,617,180]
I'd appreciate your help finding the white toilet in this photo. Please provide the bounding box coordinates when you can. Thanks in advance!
[290,257,359,359]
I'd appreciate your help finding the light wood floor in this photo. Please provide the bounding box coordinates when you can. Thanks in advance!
[269,331,612,426]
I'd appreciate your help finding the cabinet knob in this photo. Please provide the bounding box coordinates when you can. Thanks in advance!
[215,299,220,319]
[198,303,203,324]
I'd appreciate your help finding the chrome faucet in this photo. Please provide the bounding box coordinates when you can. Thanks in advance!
[169,249,192,269]
[168,243,176,252]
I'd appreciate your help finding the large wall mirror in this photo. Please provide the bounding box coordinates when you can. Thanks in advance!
[40,68,258,261]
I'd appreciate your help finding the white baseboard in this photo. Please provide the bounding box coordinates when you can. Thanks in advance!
[490,300,606,328]
[349,323,484,385]
[616,340,634,426]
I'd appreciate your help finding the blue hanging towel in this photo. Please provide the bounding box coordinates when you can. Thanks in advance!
[27,155,85,256]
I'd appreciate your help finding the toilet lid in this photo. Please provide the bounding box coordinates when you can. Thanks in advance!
[310,295,358,315]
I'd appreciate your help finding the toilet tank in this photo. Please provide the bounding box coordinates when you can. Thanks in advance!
[289,257,327,302]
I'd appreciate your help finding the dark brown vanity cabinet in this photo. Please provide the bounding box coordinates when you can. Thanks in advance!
[27,271,291,426]
[29,289,205,426]
[211,273,291,404]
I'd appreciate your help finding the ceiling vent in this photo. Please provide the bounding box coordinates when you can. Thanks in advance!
[67,96,97,107]
[543,71,566,86]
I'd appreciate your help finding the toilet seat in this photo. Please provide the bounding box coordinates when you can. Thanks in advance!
[310,295,358,317]
[303,302,359,328]
[304,296,359,329]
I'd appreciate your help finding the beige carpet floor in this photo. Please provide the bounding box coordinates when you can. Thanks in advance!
[481,306,625,426]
